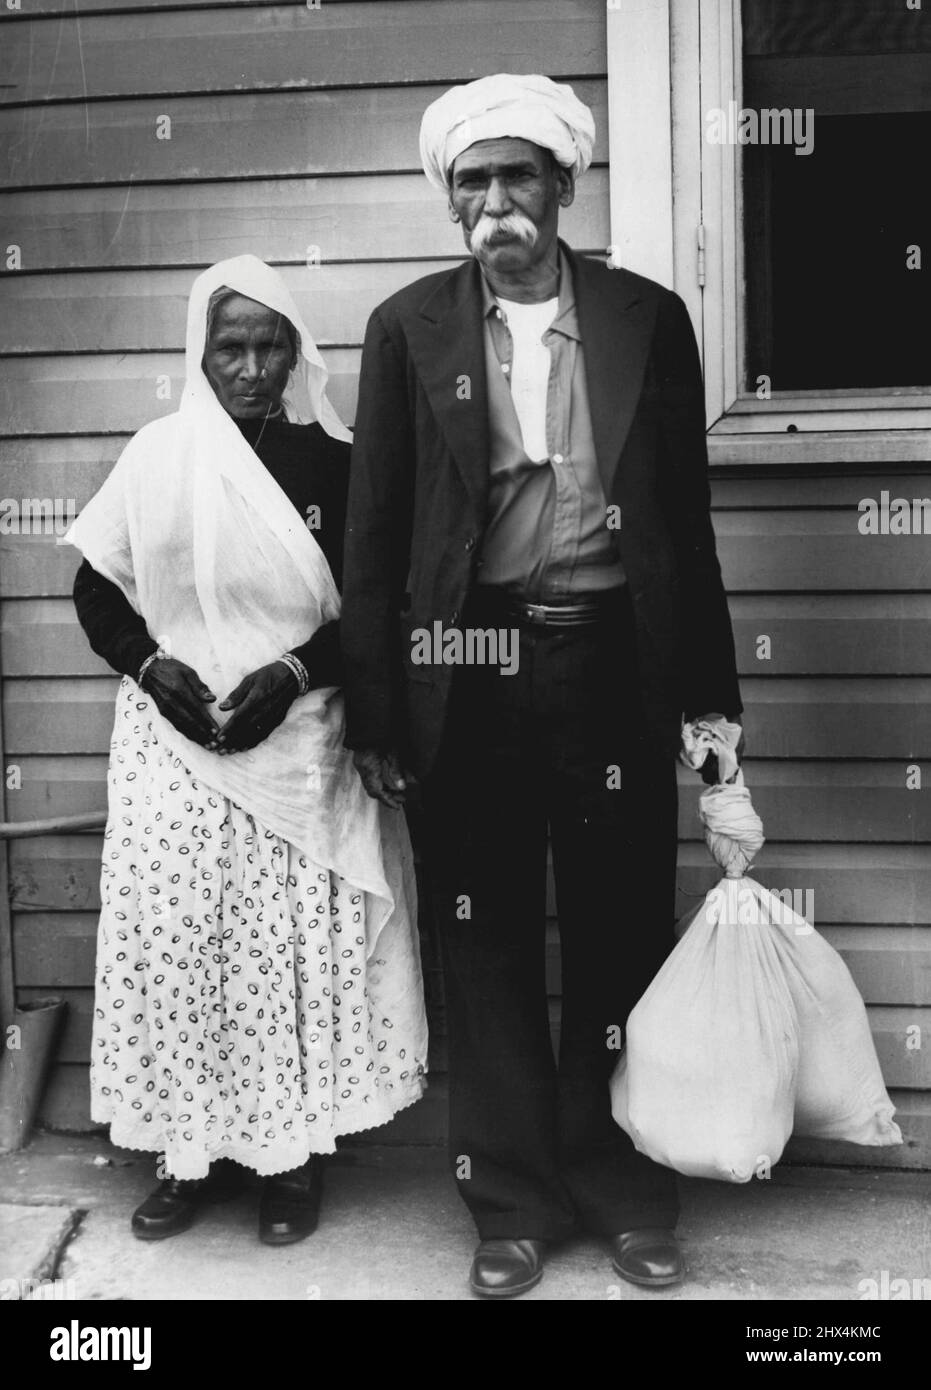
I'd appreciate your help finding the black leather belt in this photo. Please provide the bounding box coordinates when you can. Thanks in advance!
[472,587,627,629]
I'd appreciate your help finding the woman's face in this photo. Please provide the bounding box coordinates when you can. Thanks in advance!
[203,293,295,420]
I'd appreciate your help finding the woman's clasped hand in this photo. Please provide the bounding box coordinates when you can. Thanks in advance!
[216,661,301,752]
[140,656,300,752]
[138,656,219,747]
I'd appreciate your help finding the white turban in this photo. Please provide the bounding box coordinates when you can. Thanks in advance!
[419,72,595,193]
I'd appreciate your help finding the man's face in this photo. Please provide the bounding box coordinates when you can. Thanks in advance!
[203,294,295,420]
[448,137,574,276]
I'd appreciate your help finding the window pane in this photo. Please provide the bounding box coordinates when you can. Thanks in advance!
[743,0,931,57]
[741,2,931,392]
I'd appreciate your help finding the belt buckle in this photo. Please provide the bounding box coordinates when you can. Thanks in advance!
[521,602,547,627]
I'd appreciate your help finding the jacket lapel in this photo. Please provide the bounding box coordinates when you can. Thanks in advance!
[567,244,656,500]
[405,258,490,514]
[402,246,656,511]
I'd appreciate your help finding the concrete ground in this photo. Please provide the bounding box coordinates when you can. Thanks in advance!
[1,1134,929,1301]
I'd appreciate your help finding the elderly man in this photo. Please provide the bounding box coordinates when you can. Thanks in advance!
[341,73,742,1297]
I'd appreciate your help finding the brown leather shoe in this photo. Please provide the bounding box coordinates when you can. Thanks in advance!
[610,1228,684,1287]
[470,1239,546,1298]
[259,1158,324,1246]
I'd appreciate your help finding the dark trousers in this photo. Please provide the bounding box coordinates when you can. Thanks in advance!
[420,589,680,1241]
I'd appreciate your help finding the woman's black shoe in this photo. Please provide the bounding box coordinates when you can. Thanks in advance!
[259,1158,324,1246]
[131,1177,209,1241]
[131,1160,247,1240]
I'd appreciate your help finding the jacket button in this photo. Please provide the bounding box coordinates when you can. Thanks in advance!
[464,536,475,552]
[450,609,461,625]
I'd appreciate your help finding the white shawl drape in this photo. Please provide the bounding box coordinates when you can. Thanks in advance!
[67,256,412,955]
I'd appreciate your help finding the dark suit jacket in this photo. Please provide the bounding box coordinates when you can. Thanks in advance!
[341,241,742,778]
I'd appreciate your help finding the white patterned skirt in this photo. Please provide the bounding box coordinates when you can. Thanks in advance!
[91,693,428,1178]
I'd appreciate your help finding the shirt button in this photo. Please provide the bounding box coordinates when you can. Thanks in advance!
[553,452,565,464]
[495,309,503,320]
[501,363,510,374]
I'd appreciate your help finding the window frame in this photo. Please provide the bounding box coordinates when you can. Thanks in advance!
[605,0,931,465]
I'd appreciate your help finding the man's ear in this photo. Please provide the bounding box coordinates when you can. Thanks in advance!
[556,165,576,209]
[447,198,461,224]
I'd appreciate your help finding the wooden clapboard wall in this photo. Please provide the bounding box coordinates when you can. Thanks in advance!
[1,0,929,1168]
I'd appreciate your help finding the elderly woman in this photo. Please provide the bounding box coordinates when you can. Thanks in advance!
[67,255,427,1246]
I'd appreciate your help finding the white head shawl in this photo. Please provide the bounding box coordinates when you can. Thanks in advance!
[65,257,417,963]
[186,254,351,441]
[419,72,595,193]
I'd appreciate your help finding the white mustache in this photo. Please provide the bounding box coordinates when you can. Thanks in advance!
[469,211,539,256]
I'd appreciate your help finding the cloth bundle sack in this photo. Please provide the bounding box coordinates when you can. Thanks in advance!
[610,720,902,1182]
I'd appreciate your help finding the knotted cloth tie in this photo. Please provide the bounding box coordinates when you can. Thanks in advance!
[679,718,763,877]
[699,777,765,878]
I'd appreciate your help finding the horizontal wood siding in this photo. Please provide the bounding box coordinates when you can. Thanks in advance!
[1,1,606,104]
[2,1,928,1168]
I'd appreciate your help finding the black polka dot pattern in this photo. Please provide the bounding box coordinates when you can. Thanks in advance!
[90,686,427,1178]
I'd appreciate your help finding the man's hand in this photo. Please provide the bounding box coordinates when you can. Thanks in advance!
[140,657,220,748]
[695,711,746,785]
[216,662,299,753]
[352,748,408,809]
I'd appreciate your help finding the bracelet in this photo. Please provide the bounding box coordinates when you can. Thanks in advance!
[137,652,161,687]
[277,653,310,697]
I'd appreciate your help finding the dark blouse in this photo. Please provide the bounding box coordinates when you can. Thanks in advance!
[73,415,350,690]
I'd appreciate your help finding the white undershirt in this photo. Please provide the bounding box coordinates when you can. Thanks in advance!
[495,295,559,462]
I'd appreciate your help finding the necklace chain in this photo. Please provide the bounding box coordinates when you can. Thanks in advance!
[250,401,284,452]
